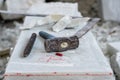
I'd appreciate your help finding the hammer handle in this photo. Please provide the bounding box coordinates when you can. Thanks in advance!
[23,33,37,57]
[39,31,55,39]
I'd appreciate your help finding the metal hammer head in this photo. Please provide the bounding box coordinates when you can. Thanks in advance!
[44,36,79,52]
[39,31,79,52]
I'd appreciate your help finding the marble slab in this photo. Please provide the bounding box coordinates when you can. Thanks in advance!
[4,20,115,80]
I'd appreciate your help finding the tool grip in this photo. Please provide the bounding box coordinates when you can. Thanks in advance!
[39,31,55,39]
[23,33,37,57]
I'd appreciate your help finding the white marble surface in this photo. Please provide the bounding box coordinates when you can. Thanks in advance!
[4,21,115,80]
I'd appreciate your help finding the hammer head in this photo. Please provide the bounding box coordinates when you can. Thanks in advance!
[44,36,79,52]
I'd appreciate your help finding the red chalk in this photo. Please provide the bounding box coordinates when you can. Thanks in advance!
[55,52,63,56]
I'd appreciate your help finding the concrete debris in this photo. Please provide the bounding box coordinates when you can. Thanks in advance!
[0,21,19,80]
[92,21,120,54]
[0,24,20,51]
[1,0,45,20]
[110,52,120,80]
[52,16,90,32]
[52,16,72,32]
[0,49,10,56]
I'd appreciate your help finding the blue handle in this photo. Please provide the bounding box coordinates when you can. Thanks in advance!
[39,31,55,39]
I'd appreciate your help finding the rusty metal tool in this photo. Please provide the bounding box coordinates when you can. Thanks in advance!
[23,33,37,57]
[39,18,100,52]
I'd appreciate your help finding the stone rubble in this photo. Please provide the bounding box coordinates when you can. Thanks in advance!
[52,16,72,32]
[0,24,20,51]
[0,21,21,80]
[110,52,120,80]
[92,22,120,80]
[92,21,120,54]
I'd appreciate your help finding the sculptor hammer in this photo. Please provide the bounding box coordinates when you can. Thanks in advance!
[39,18,100,52]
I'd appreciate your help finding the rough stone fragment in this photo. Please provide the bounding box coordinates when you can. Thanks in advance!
[37,15,63,26]
[52,16,72,32]
[110,52,120,80]
[1,0,45,20]
[67,17,90,28]
[107,41,120,56]
[107,41,120,80]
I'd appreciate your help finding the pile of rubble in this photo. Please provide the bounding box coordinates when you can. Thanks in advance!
[92,21,120,54]
[0,21,21,79]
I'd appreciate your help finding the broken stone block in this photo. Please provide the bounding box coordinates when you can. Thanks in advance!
[52,16,72,32]
[52,17,90,32]
[110,52,120,80]
[37,15,63,26]
[1,0,45,20]
[107,41,120,56]
[0,49,10,56]
[67,17,90,28]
